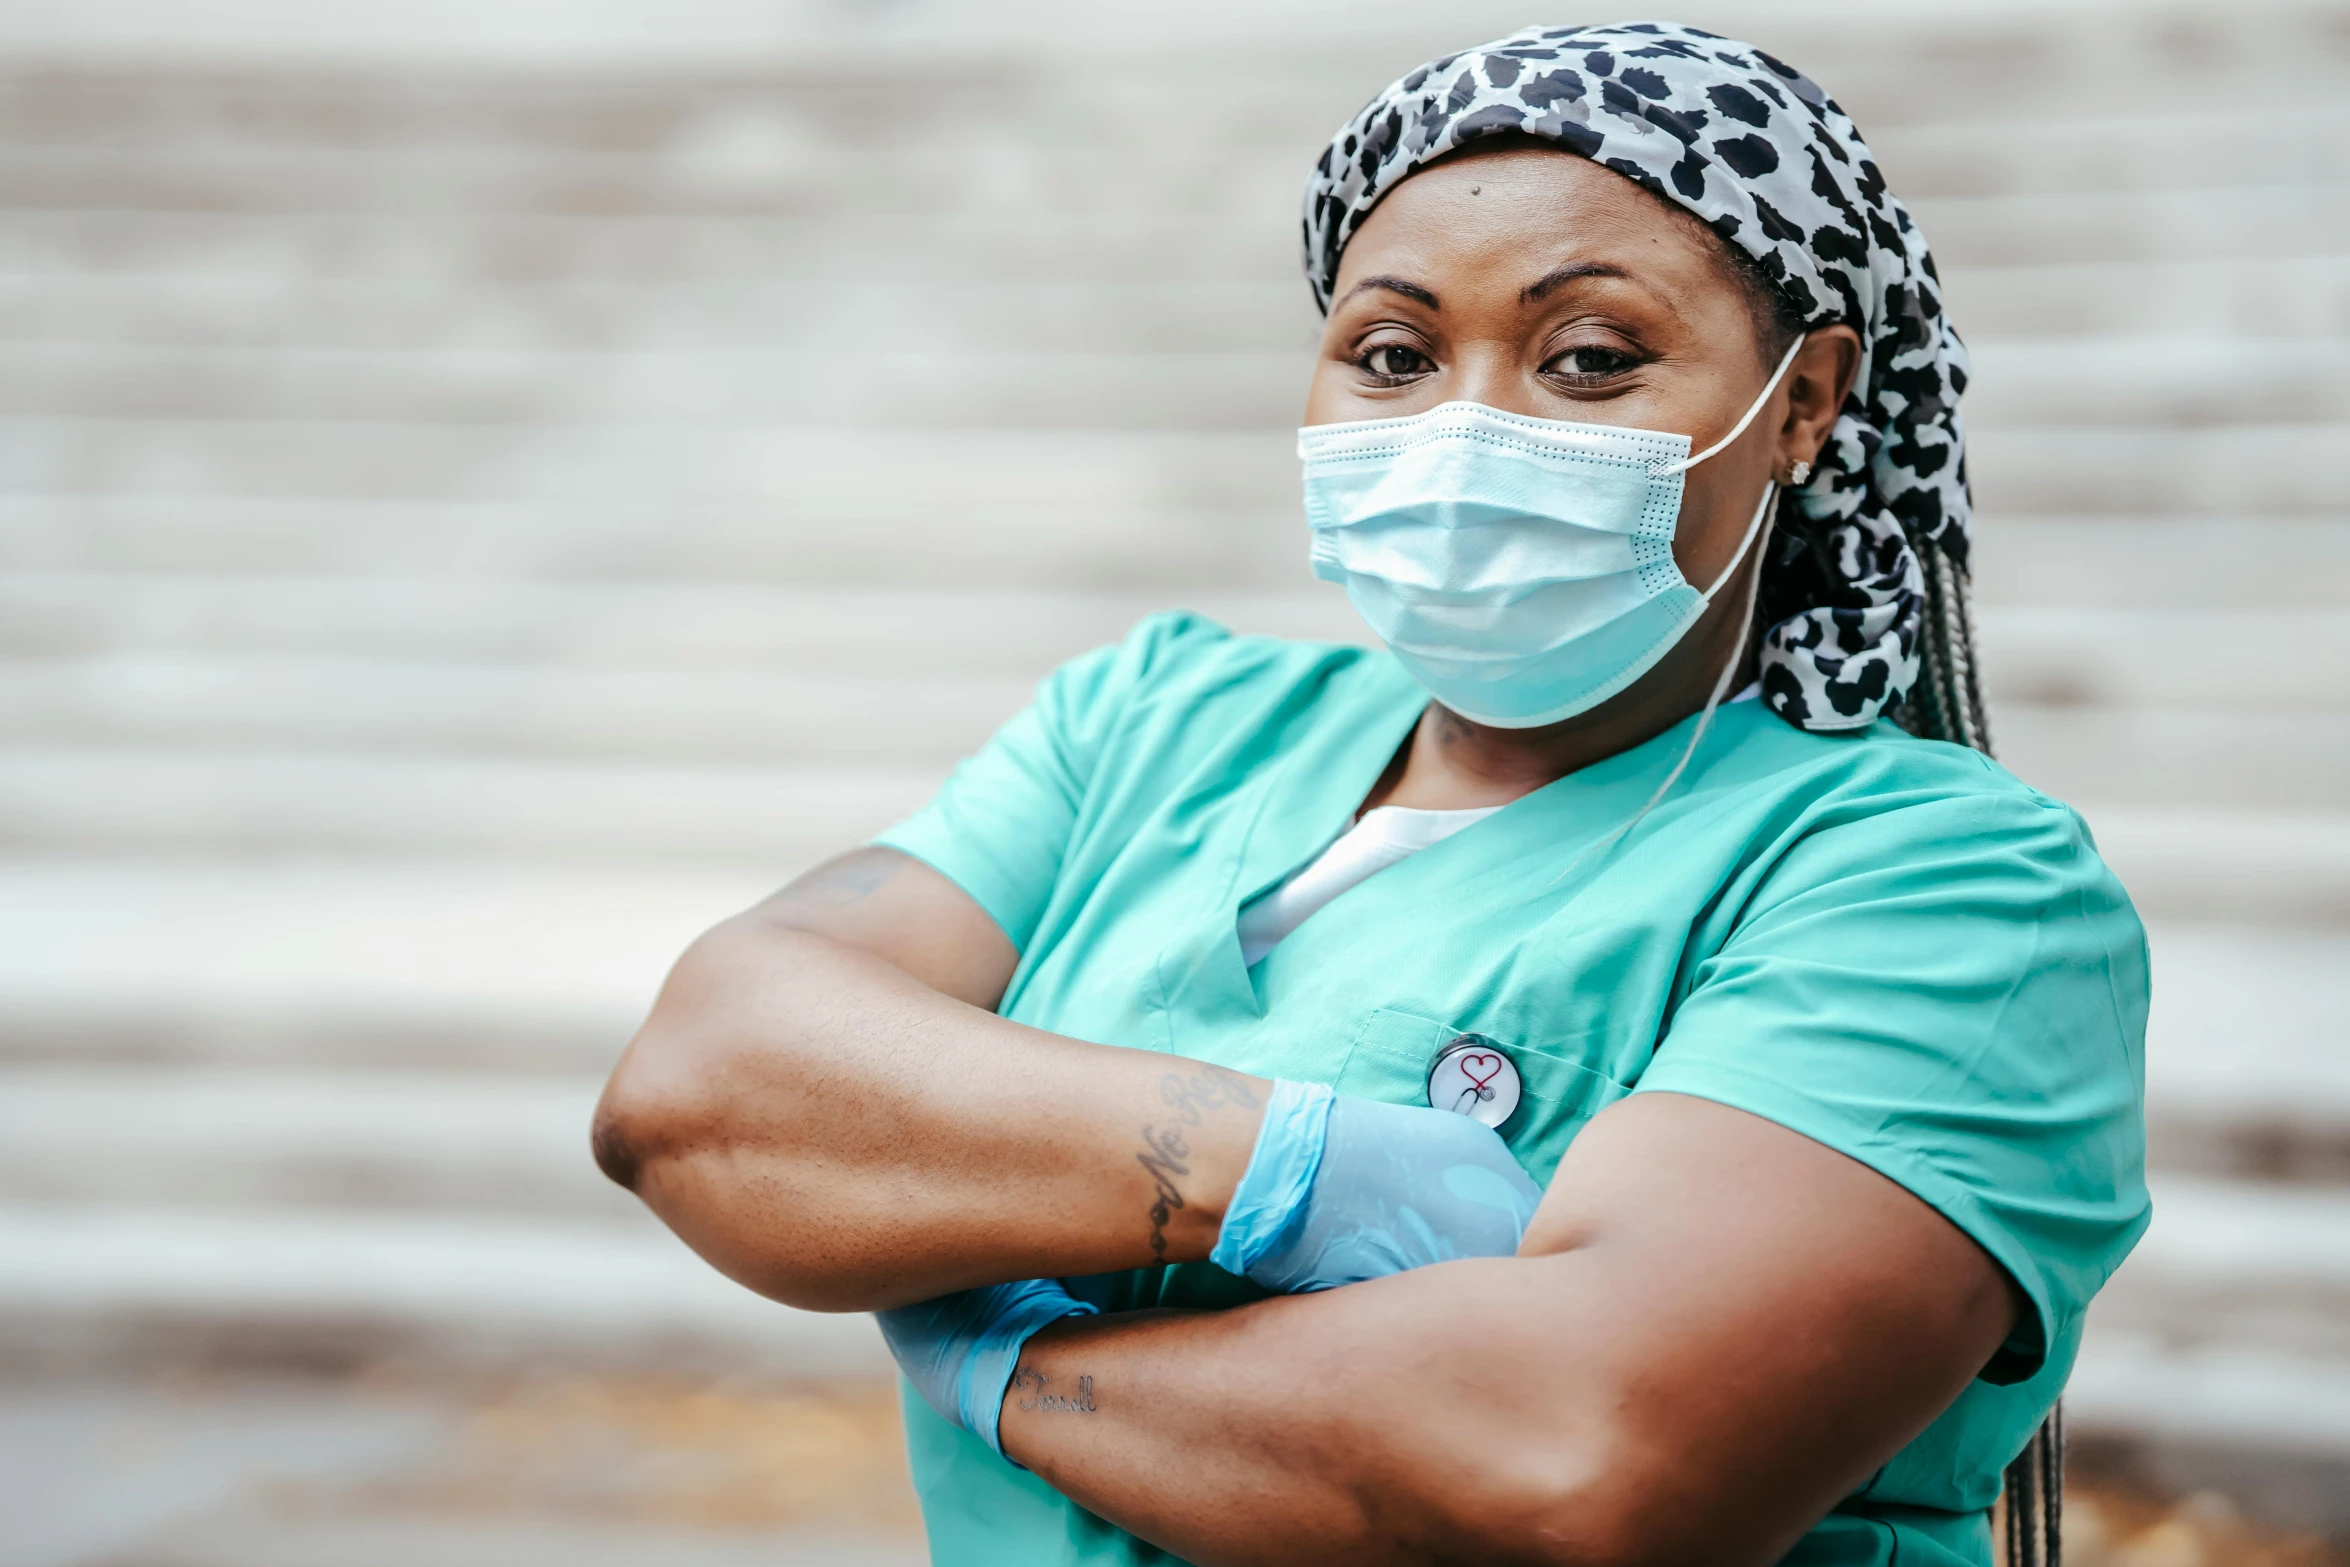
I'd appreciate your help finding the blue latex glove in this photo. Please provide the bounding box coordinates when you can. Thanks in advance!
[876,1278,1098,1460]
[1210,1079,1541,1293]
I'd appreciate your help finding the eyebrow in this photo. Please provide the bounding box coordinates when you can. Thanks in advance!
[1340,274,1440,309]
[1522,262,1631,302]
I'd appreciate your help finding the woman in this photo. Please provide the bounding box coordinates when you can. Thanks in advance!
[594,23,2148,1567]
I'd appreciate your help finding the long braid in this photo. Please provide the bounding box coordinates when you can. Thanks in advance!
[1920,544,2062,1566]
[1949,549,1994,755]
[1907,541,2059,1567]
[1934,546,1988,754]
[1905,540,1994,757]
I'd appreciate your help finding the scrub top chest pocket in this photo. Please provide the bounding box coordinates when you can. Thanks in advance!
[1336,1007,1631,1183]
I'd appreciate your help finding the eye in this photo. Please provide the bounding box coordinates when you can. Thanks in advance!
[1543,343,1641,383]
[1356,341,1434,382]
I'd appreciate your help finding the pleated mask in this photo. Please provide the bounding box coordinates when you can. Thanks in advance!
[1300,337,1801,728]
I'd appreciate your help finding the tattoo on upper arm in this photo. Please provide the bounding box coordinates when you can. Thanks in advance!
[1011,1368,1097,1414]
[1134,1066,1262,1263]
[771,849,904,913]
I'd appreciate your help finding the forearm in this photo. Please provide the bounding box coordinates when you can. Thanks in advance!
[998,1095,2014,1567]
[999,1260,1614,1567]
[594,915,1265,1311]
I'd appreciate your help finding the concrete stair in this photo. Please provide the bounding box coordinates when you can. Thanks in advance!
[0,0,2345,1533]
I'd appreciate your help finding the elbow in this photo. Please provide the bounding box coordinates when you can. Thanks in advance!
[589,1090,643,1190]
[590,1008,721,1198]
[587,922,884,1312]
[588,916,810,1195]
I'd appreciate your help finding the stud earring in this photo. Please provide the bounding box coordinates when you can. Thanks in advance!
[1786,459,1813,485]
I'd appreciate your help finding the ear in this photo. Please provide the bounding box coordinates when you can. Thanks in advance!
[1777,325,1862,476]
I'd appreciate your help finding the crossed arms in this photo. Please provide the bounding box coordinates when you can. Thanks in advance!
[593,847,2018,1566]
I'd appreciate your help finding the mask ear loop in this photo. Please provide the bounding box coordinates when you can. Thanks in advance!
[1538,334,1806,889]
[1544,479,1779,889]
[1652,333,1807,478]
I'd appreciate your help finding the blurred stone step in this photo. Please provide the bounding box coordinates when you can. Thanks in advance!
[2070,1331,2350,1534]
[2145,923,2350,1184]
[6,911,2342,1208]
[0,52,1357,157]
[0,1202,891,1379]
[2076,1334,2350,1460]
[0,345,1318,430]
[1967,517,2350,610]
[0,859,770,1072]
[0,748,939,859]
[1967,425,2349,516]
[0,421,1299,515]
[1,338,2338,430]
[0,1066,621,1218]
[5,262,2342,358]
[2057,1177,2350,1526]
[5,1367,924,1567]
[1,0,2342,124]
[0,577,1362,668]
[0,725,2342,859]
[0,143,1306,221]
[1866,105,2350,199]
[2090,807,2350,926]
[0,848,2337,1078]
[0,209,1299,287]
[1963,338,2350,428]
[1974,607,2350,712]
[5,180,2344,289]
[0,495,1307,591]
[1990,705,2350,812]
[1921,184,2350,269]
[3,664,2346,804]
[1946,257,2350,338]
[0,658,1036,764]
[50,1510,926,1567]
[6,579,2342,714]
[4,101,2343,214]
[2,722,2346,860]
[2093,1174,2350,1363]
[6,514,2341,612]
[1,1377,453,1567]
[3,421,2342,523]
[0,1170,2337,1403]
[0,274,1327,355]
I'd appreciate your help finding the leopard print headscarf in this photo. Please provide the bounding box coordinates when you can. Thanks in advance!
[1303,21,1969,733]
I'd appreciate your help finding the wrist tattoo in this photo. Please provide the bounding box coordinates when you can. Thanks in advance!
[1134,1067,1260,1262]
[1136,1122,1190,1261]
[1011,1368,1097,1414]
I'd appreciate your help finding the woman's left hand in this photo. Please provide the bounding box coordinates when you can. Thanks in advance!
[1215,1080,1543,1294]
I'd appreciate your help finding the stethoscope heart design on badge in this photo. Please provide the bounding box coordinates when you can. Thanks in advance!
[1426,1034,1521,1130]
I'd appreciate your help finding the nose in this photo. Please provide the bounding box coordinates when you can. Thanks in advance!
[1444,340,1545,419]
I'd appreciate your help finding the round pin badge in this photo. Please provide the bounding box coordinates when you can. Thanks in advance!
[1426,1034,1520,1129]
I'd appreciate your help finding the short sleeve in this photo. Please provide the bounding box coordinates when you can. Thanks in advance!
[1636,784,2151,1384]
[872,612,1227,953]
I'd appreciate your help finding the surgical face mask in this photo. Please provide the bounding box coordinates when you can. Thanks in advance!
[1299,336,1803,729]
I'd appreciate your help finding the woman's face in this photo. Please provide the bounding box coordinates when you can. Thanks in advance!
[1305,142,1857,603]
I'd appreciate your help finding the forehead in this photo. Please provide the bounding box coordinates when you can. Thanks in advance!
[1332,143,1732,299]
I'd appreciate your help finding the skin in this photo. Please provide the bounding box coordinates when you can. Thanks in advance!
[594,143,2014,1563]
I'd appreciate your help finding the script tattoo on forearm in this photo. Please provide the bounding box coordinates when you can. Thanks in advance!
[1134,1067,1262,1262]
[1136,1121,1190,1261]
[1010,1367,1097,1414]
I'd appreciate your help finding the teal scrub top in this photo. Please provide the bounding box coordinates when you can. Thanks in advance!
[873,613,2151,1567]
